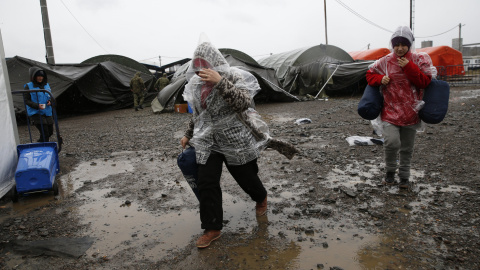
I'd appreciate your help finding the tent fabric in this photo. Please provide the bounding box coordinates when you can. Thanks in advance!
[7,56,155,114]
[416,46,464,76]
[82,54,151,75]
[258,44,353,80]
[0,33,17,199]
[219,48,259,66]
[156,74,187,111]
[258,44,368,95]
[349,48,390,61]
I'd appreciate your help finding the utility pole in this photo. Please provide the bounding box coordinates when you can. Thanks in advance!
[158,56,162,67]
[324,0,328,45]
[410,0,415,34]
[40,0,55,65]
[459,23,463,52]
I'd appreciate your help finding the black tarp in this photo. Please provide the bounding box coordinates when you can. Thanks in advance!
[7,56,155,114]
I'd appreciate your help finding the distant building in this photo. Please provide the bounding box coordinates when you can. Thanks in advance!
[421,41,433,48]
[452,38,463,51]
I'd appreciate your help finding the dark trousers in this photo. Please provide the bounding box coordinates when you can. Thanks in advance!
[197,152,267,230]
[35,124,54,142]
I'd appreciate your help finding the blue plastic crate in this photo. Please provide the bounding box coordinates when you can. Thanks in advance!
[15,142,59,194]
[187,102,193,114]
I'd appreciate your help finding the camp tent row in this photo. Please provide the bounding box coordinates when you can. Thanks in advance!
[6,43,466,116]
[155,45,375,112]
[349,46,465,76]
[7,56,156,115]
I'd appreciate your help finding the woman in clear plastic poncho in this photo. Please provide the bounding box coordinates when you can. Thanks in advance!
[366,26,437,189]
[180,39,270,248]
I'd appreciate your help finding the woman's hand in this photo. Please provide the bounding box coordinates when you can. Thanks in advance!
[198,68,221,84]
[397,57,409,68]
[47,100,52,106]
[381,76,390,85]
[180,136,190,149]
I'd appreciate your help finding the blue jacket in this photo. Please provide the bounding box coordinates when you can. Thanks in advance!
[24,82,53,117]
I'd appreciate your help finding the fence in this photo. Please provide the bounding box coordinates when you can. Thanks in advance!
[436,64,480,85]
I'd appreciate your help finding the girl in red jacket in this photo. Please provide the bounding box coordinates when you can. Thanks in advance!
[366,26,437,189]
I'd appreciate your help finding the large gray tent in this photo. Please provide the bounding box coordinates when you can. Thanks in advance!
[258,44,372,96]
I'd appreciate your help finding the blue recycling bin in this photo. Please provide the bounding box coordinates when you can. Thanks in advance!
[15,142,59,194]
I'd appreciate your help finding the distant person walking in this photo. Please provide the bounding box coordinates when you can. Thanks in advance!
[130,72,146,111]
[154,73,170,92]
[366,26,437,189]
[23,67,55,142]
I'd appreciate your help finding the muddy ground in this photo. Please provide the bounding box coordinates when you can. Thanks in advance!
[0,87,479,270]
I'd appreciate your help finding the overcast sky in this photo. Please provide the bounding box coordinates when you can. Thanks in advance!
[1,0,479,67]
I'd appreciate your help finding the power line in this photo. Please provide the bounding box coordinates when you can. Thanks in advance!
[138,55,186,62]
[414,24,460,39]
[333,0,463,41]
[334,0,393,33]
[59,0,109,53]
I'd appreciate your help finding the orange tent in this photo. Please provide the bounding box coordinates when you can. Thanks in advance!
[416,46,464,76]
[349,48,390,60]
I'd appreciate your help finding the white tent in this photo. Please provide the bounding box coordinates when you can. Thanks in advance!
[0,29,19,199]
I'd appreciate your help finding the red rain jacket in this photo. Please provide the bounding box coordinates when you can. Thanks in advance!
[366,51,434,126]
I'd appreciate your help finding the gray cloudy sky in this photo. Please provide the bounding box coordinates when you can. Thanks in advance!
[1,0,478,66]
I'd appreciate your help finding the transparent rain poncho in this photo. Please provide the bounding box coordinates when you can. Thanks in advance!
[368,26,437,132]
[183,35,270,165]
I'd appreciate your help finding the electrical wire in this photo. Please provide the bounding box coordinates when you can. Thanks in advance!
[414,24,460,38]
[334,0,393,33]
[59,0,109,53]
[334,0,463,41]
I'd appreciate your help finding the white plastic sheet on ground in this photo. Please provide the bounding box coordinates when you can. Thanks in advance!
[0,30,18,198]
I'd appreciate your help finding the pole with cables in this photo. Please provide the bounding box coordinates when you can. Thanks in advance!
[324,0,328,45]
[40,0,55,65]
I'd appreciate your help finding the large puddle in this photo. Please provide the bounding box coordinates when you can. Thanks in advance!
[3,107,477,269]
[4,148,476,269]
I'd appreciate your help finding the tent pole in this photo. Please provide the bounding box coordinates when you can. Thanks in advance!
[314,64,339,99]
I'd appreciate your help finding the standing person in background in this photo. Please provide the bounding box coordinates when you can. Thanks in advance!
[130,72,146,111]
[154,73,170,92]
[24,67,54,142]
[366,26,437,189]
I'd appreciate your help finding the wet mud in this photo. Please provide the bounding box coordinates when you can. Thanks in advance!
[1,87,479,269]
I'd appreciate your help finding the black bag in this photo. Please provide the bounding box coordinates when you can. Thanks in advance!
[358,85,383,120]
[419,80,450,124]
[177,147,199,200]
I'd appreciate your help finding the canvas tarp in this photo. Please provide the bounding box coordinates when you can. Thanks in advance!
[258,44,368,95]
[349,48,390,61]
[0,31,18,199]
[416,46,465,76]
[7,56,156,114]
